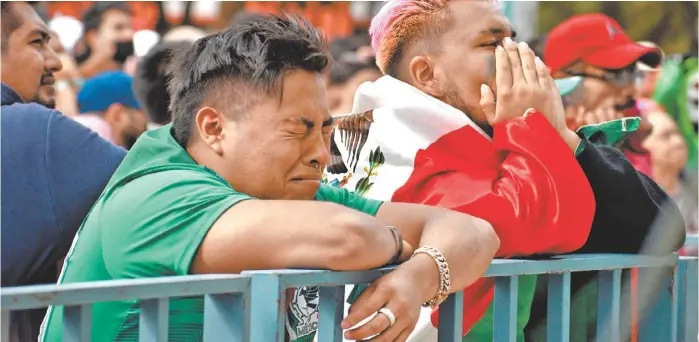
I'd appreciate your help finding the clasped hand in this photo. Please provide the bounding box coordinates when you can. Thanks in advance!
[341,253,438,342]
[480,37,567,134]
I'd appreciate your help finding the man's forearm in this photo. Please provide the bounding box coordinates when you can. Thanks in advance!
[375,203,499,300]
[559,128,583,153]
[413,209,498,298]
[192,200,400,274]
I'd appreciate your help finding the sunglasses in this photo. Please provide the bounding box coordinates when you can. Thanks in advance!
[563,67,640,87]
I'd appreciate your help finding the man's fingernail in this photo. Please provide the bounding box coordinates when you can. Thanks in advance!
[518,41,529,49]
[341,321,349,329]
[535,57,543,67]
[503,37,513,45]
[481,84,488,95]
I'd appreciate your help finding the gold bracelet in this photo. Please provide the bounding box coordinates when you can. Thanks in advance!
[411,246,451,309]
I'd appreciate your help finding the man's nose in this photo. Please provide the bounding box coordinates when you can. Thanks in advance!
[619,83,635,100]
[309,134,330,168]
[123,28,135,40]
[44,46,63,73]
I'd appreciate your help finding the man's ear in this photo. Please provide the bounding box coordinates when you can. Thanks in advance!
[104,103,125,126]
[195,106,227,155]
[408,55,445,97]
[85,30,98,50]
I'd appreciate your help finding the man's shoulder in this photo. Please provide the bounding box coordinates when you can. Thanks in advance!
[102,168,237,211]
[1,102,57,128]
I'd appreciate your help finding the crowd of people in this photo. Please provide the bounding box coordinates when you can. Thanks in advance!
[0,1,696,342]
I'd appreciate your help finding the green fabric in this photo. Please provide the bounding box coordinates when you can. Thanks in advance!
[653,57,698,168]
[464,275,536,342]
[40,124,383,342]
[576,117,641,148]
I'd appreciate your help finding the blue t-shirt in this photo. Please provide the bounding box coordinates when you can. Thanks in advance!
[1,83,126,340]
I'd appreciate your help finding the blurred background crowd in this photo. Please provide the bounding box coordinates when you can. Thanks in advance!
[28,0,698,238]
[1,2,697,341]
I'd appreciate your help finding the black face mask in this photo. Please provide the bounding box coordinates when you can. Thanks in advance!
[73,39,134,65]
[113,40,135,64]
[73,39,91,64]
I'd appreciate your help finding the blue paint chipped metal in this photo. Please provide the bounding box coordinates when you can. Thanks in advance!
[1,255,697,342]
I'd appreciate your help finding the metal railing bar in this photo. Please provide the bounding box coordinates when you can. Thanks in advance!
[239,255,679,290]
[139,298,169,342]
[1,275,250,310]
[203,293,248,342]
[638,267,677,342]
[2,310,10,342]
[493,276,519,342]
[671,267,680,342]
[63,304,91,342]
[484,255,679,277]
[244,268,394,288]
[596,269,622,342]
[437,291,464,342]
[317,286,345,342]
[547,272,571,342]
[678,258,698,342]
[249,274,286,342]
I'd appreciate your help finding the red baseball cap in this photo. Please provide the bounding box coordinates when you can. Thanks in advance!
[544,14,662,73]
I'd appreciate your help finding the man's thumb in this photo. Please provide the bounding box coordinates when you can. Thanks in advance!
[479,84,496,123]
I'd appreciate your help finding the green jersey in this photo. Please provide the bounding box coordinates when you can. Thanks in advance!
[40,124,382,342]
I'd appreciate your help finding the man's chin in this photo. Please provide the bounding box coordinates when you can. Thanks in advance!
[285,181,321,200]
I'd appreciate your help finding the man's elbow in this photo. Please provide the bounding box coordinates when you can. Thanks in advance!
[471,216,500,261]
[457,217,499,284]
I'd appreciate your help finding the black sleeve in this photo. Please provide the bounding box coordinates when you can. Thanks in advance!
[573,138,686,255]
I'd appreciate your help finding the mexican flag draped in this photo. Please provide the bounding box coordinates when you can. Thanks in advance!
[324,75,596,340]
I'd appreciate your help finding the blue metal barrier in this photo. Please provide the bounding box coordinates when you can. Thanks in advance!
[1,255,697,342]
[1,275,251,342]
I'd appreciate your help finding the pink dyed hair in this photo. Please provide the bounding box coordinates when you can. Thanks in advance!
[370,0,498,73]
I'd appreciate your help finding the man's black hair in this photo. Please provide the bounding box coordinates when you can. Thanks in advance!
[167,14,329,147]
[81,1,131,33]
[133,40,192,125]
[330,58,380,85]
[329,33,371,63]
[1,1,38,53]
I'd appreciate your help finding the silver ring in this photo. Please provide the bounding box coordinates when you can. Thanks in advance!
[378,307,396,327]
